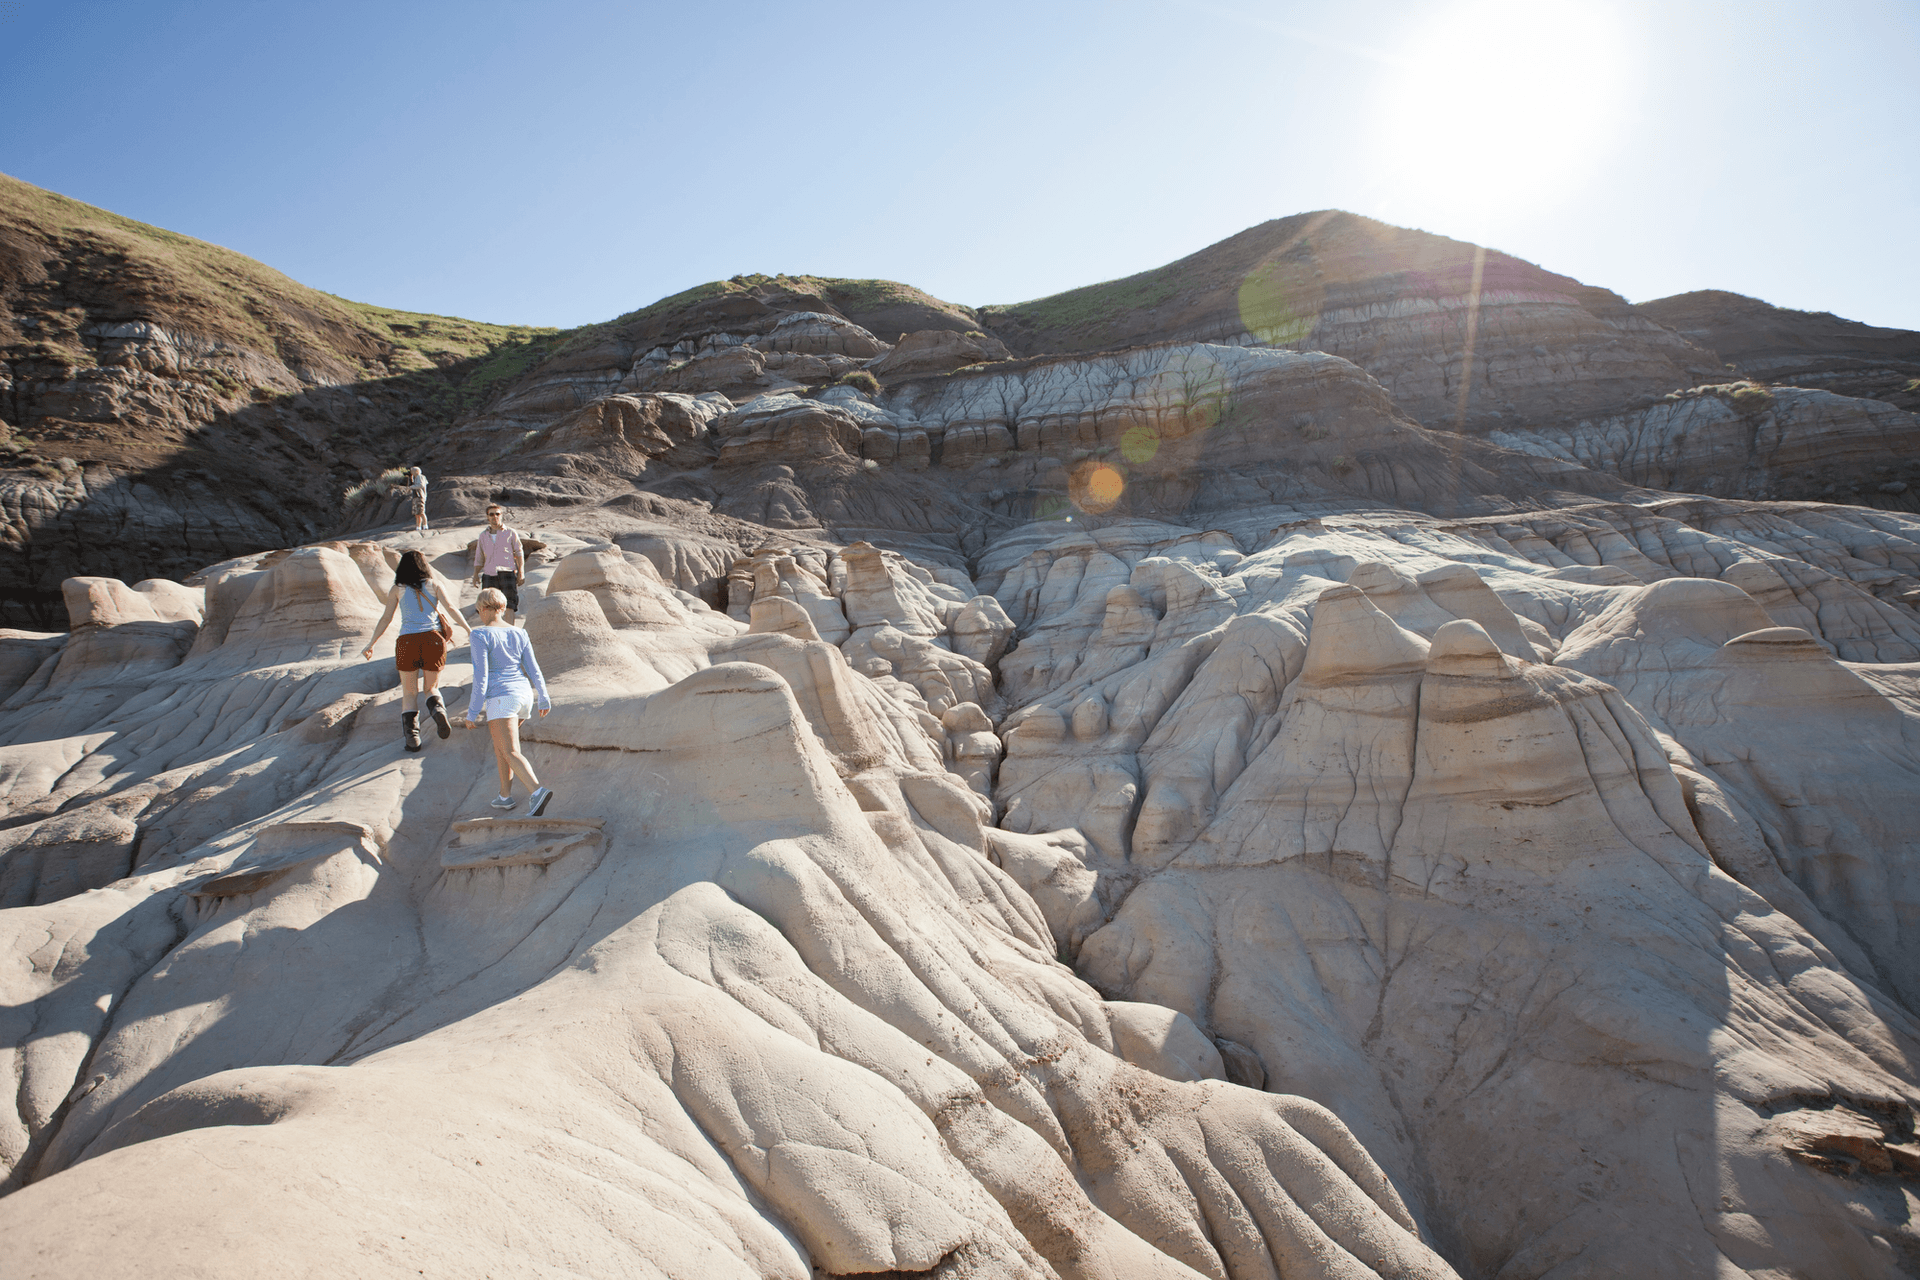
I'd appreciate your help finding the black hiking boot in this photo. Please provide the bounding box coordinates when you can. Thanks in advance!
[402,711,422,753]
[426,694,451,739]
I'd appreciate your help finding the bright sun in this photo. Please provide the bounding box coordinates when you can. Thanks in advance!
[1374,1,1629,219]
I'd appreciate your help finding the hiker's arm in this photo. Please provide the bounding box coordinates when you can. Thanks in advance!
[513,531,526,583]
[522,637,550,714]
[428,570,471,635]
[361,588,399,659]
[464,634,491,723]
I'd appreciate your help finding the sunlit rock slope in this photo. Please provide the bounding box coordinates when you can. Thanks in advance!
[11,179,1920,630]
[5,460,1920,1276]
[7,177,1920,1280]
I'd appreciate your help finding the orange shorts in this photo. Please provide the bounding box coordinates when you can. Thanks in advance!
[394,630,446,672]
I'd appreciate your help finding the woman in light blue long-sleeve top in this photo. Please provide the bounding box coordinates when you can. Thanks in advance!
[461,587,555,815]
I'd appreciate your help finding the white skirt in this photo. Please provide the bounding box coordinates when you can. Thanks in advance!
[483,693,535,722]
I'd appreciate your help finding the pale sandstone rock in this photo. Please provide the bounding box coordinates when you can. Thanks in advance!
[747,594,825,642]
[747,311,891,359]
[958,513,1920,1274]
[0,630,62,702]
[1719,555,1920,661]
[864,328,1010,381]
[129,578,204,624]
[0,608,1462,1275]
[940,701,1002,799]
[741,548,851,645]
[837,540,963,636]
[711,394,864,467]
[1488,384,1920,505]
[6,480,1920,1278]
[546,547,705,633]
[62,576,161,628]
[951,593,1016,669]
[1105,1000,1226,1083]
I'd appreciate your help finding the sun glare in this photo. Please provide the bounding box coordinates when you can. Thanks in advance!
[1374,1,1628,219]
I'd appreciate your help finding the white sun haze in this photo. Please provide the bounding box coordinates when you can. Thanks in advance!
[1372,0,1631,228]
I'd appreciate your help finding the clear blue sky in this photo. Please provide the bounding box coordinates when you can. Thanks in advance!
[4,0,1916,331]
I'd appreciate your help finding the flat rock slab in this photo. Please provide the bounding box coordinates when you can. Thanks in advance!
[193,820,383,898]
[441,817,604,870]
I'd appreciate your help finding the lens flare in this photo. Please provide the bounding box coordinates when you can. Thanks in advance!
[1120,425,1160,464]
[1237,258,1325,347]
[1071,461,1126,514]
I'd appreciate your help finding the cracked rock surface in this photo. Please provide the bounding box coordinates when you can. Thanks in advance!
[4,481,1920,1278]
[8,177,1920,1279]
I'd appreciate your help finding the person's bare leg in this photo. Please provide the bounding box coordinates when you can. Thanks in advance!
[400,668,420,712]
[488,719,513,793]
[487,717,541,792]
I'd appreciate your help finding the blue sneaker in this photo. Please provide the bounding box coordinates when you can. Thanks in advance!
[489,794,515,810]
[527,786,554,816]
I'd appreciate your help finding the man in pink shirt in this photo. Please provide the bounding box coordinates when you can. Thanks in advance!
[470,504,526,622]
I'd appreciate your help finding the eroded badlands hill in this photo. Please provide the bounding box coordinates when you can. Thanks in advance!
[0,173,565,622]
[1636,289,1920,413]
[6,178,1920,1279]
[7,178,1920,628]
[4,477,1920,1277]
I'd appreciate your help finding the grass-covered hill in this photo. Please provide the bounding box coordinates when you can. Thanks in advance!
[0,173,556,388]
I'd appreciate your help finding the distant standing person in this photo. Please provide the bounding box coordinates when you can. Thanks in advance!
[408,466,430,533]
[470,503,526,624]
[362,549,470,752]
[463,587,554,815]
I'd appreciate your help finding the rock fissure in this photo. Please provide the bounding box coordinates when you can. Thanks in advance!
[5,187,1920,1277]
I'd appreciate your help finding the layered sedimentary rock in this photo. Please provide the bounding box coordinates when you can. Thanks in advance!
[1485,382,1920,511]
[9,177,1920,1280]
[981,514,1920,1278]
[0,521,1463,1280]
[1636,289,1920,413]
[0,174,571,624]
[14,182,1919,626]
[981,211,1728,431]
[5,475,1920,1277]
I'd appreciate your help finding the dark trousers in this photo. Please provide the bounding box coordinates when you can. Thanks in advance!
[481,571,519,611]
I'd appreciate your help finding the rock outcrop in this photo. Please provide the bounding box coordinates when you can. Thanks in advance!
[1485,382,1920,510]
[1636,289,1920,414]
[8,176,1920,1280]
[4,479,1920,1276]
[980,211,1729,431]
[0,521,1469,1280]
[13,185,1919,628]
[0,174,565,625]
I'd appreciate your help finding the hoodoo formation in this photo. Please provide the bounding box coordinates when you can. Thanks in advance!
[5,176,1920,1278]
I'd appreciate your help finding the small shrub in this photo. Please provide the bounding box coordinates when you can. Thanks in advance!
[343,466,408,510]
[1728,383,1774,414]
[1329,454,1355,476]
[836,370,881,396]
[30,461,61,481]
